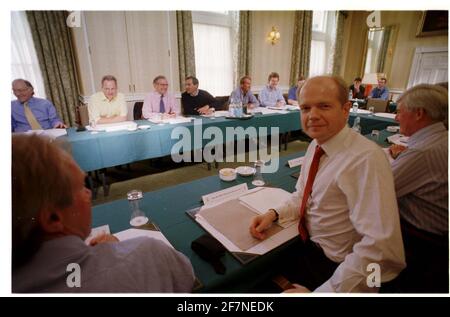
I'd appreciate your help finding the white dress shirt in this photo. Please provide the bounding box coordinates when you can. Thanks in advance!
[275,126,406,292]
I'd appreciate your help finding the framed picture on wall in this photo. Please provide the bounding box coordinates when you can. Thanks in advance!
[416,11,448,37]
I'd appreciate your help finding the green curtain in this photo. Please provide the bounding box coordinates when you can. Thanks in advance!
[26,11,80,127]
[289,11,312,87]
[176,11,196,90]
[331,11,347,76]
[237,11,252,82]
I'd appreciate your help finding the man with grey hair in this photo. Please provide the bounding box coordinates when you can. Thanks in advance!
[11,79,66,132]
[12,134,195,293]
[388,84,448,292]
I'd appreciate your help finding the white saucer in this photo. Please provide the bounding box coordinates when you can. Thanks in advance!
[236,166,256,176]
[138,125,151,130]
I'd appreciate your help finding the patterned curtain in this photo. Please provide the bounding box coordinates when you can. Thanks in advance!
[176,11,196,90]
[331,11,347,76]
[26,11,80,127]
[237,11,252,84]
[289,11,312,86]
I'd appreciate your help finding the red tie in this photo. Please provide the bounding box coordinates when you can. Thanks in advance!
[298,145,325,241]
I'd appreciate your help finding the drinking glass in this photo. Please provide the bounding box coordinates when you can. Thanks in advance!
[127,190,149,227]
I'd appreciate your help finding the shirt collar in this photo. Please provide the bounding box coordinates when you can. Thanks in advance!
[407,122,447,148]
[190,89,199,97]
[266,85,276,91]
[101,92,116,102]
[318,125,351,158]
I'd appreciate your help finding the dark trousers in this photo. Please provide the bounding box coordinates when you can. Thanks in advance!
[280,239,339,291]
[382,221,449,293]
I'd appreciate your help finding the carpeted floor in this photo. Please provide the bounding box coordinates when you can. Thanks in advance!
[91,139,310,206]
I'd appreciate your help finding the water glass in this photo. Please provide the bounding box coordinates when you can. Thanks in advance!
[252,160,265,187]
[127,189,149,227]
[371,129,380,141]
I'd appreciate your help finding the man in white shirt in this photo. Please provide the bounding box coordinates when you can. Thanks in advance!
[250,76,405,293]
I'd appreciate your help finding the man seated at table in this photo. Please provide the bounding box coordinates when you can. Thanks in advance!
[387,84,448,292]
[181,76,216,115]
[250,75,405,293]
[12,134,195,293]
[259,72,286,107]
[229,75,259,110]
[142,75,180,119]
[88,75,128,124]
[11,79,66,132]
[287,75,306,106]
[368,77,389,100]
[349,77,365,100]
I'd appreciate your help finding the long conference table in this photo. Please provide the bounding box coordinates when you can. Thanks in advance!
[67,110,398,173]
[68,111,301,172]
[91,151,303,293]
[90,126,398,293]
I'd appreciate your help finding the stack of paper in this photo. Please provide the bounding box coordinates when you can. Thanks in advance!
[387,134,409,146]
[148,117,193,124]
[86,121,138,132]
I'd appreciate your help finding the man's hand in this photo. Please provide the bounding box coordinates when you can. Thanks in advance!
[276,101,284,108]
[389,144,407,159]
[89,233,119,246]
[283,283,311,293]
[197,105,210,115]
[54,122,67,129]
[249,209,277,240]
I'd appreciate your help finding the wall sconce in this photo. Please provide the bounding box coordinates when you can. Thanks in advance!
[267,26,280,45]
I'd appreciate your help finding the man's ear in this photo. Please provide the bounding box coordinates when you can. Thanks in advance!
[343,101,352,113]
[37,208,64,234]
[415,108,426,121]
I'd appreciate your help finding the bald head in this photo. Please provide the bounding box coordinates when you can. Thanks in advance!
[298,76,348,106]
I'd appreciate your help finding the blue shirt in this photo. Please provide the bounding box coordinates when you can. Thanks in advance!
[288,86,298,101]
[229,87,259,107]
[370,87,389,100]
[259,85,286,107]
[11,97,63,132]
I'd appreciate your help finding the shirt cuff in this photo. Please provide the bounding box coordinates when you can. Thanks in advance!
[314,279,335,293]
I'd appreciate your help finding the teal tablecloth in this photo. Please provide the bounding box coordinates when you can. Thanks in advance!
[92,151,303,292]
[348,112,398,135]
[69,111,301,172]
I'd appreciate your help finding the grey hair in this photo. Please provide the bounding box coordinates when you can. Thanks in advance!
[397,84,448,122]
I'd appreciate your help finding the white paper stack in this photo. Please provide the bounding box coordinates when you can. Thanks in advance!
[86,121,138,132]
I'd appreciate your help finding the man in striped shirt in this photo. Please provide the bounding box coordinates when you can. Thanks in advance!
[389,83,448,292]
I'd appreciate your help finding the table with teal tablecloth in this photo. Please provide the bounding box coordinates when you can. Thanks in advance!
[68,112,301,172]
[91,151,304,293]
[348,112,398,135]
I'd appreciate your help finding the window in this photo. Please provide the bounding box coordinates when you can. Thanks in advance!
[11,11,46,98]
[309,11,336,77]
[192,11,237,96]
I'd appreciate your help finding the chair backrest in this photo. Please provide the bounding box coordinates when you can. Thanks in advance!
[214,96,230,110]
[367,98,389,113]
[133,102,144,120]
[76,104,89,127]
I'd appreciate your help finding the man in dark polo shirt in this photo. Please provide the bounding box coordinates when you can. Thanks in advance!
[181,76,216,115]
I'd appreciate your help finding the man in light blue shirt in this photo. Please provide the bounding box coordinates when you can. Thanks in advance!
[259,72,286,107]
[369,77,390,100]
[11,79,66,132]
[229,75,259,109]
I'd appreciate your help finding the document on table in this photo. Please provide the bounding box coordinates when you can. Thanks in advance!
[20,128,67,139]
[192,185,298,262]
[148,117,193,124]
[250,107,289,115]
[114,228,173,248]
[287,156,305,168]
[86,121,138,132]
[387,133,409,146]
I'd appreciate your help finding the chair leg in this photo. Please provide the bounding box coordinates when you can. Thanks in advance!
[86,172,97,200]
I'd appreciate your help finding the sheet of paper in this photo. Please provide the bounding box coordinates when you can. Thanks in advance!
[387,133,409,146]
[113,228,173,248]
[148,117,192,124]
[201,183,248,206]
[195,206,297,255]
[238,188,293,226]
[356,109,372,114]
[198,199,283,251]
[250,107,289,115]
[288,156,304,168]
[268,105,299,111]
[85,225,111,245]
[86,121,137,132]
[374,112,396,120]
